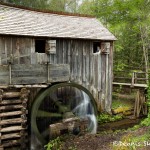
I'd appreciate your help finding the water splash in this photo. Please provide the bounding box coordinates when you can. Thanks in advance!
[72,91,97,134]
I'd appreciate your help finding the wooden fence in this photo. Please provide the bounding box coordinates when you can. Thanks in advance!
[113,71,148,87]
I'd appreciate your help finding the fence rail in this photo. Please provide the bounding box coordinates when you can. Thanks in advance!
[113,71,148,87]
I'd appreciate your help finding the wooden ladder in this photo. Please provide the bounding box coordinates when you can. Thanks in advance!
[0,88,30,150]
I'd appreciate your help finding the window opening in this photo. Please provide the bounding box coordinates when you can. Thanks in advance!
[93,42,100,53]
[35,40,46,53]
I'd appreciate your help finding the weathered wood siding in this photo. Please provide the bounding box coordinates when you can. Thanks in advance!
[0,36,48,65]
[0,64,70,85]
[0,36,113,113]
[49,39,113,113]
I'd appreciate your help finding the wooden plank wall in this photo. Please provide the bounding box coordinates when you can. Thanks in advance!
[0,64,70,85]
[0,36,33,64]
[49,39,113,113]
[0,36,113,113]
[0,36,48,65]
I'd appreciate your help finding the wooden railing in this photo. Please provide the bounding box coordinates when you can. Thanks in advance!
[113,71,148,87]
[131,72,148,85]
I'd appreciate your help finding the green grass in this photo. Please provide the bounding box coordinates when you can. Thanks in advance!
[112,98,133,110]
[97,113,123,124]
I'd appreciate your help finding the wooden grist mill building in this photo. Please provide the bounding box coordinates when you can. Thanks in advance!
[0,3,116,150]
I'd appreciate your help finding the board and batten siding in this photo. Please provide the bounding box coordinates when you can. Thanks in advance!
[0,36,48,65]
[49,39,113,113]
[0,36,113,113]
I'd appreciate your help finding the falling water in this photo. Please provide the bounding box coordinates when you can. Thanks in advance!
[72,91,97,134]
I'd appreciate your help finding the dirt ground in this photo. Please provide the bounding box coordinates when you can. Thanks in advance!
[62,126,150,150]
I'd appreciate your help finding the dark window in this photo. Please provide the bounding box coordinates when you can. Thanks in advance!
[93,42,100,53]
[35,40,46,53]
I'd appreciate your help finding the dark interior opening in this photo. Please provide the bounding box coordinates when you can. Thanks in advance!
[93,42,100,53]
[35,40,46,53]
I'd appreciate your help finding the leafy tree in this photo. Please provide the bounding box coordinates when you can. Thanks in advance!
[0,0,80,12]
[79,0,150,74]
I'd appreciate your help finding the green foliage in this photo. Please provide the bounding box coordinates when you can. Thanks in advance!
[127,124,141,131]
[130,133,150,143]
[97,113,123,124]
[112,100,132,110]
[78,0,150,71]
[1,0,80,12]
[45,137,62,150]
[141,118,150,126]
[112,133,150,150]
[147,73,150,109]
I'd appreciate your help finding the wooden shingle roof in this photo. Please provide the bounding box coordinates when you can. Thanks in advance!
[0,3,116,40]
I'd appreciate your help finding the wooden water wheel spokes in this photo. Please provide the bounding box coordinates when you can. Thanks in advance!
[31,82,97,145]
[36,110,62,118]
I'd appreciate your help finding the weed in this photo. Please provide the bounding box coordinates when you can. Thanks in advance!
[45,137,62,150]
[97,113,123,124]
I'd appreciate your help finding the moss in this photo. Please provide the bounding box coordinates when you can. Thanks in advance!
[112,99,133,110]
[112,106,132,114]
[97,113,123,124]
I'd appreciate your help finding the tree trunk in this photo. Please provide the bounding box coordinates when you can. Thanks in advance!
[140,25,149,84]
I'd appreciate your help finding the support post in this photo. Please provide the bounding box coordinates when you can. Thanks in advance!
[131,72,135,87]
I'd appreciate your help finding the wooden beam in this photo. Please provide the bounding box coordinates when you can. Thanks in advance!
[0,64,70,85]
[2,140,20,147]
[3,92,20,98]
[113,82,147,88]
[0,118,27,126]
[1,133,21,140]
[1,126,26,133]
[0,99,22,105]
[0,111,23,117]
[0,104,23,111]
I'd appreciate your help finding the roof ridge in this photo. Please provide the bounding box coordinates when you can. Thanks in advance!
[0,2,95,18]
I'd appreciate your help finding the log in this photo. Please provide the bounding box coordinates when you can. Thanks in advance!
[20,88,30,100]
[50,117,88,138]
[0,99,22,105]
[0,118,26,125]
[2,140,20,147]
[0,111,22,117]
[1,133,21,140]
[1,126,26,133]
[0,86,8,89]
[0,146,4,150]
[0,104,23,111]
[2,92,20,98]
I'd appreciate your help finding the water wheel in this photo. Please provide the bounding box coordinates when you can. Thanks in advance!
[31,82,97,145]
